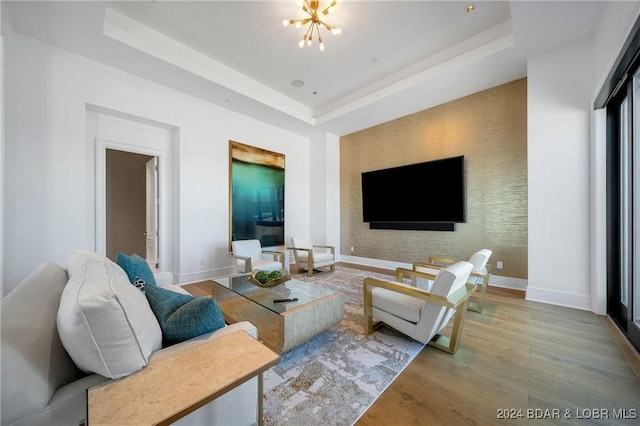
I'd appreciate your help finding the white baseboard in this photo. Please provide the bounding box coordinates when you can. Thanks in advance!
[339,254,527,291]
[526,286,592,311]
[161,255,592,312]
[339,255,412,271]
[490,275,527,291]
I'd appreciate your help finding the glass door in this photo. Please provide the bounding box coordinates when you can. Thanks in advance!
[620,95,630,329]
[603,16,640,353]
[607,66,640,352]
[630,72,640,347]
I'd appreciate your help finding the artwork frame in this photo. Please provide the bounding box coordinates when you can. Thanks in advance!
[229,141,285,248]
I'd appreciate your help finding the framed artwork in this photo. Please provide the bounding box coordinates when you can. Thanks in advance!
[229,141,285,247]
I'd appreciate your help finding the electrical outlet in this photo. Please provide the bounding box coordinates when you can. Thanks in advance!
[496,261,503,270]
[350,246,354,252]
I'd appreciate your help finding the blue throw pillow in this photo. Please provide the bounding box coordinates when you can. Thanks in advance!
[117,252,156,287]
[144,285,226,346]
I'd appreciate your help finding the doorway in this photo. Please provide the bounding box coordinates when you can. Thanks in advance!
[106,149,159,271]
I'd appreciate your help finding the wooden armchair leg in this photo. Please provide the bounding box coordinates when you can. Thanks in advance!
[363,283,374,336]
[468,282,488,313]
[428,300,470,354]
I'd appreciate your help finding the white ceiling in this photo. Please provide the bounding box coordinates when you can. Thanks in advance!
[4,1,605,137]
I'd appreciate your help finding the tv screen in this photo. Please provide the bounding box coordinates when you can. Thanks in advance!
[361,156,465,224]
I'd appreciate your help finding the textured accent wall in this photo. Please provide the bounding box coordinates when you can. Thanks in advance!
[340,78,527,279]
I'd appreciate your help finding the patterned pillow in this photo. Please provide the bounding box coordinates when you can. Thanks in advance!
[116,252,156,286]
[144,285,225,346]
[133,277,146,293]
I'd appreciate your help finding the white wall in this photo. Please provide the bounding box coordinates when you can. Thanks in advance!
[1,35,5,297]
[0,33,4,297]
[308,132,340,252]
[1,0,15,298]
[527,1,640,313]
[3,33,312,293]
[527,38,594,310]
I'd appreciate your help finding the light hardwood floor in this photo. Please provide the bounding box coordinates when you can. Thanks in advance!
[356,283,640,425]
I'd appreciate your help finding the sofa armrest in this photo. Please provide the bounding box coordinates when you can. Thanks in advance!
[149,321,258,363]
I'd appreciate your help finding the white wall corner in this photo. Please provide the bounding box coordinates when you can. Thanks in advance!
[527,38,593,313]
[308,132,340,250]
[590,108,607,315]
[0,34,4,297]
[325,133,341,251]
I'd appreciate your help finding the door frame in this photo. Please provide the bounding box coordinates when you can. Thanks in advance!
[96,138,169,272]
[146,156,160,272]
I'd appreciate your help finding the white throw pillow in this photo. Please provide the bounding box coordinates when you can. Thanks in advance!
[57,251,163,379]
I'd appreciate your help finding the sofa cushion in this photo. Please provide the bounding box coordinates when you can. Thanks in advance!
[116,252,157,286]
[1,261,85,426]
[57,251,163,379]
[144,284,225,346]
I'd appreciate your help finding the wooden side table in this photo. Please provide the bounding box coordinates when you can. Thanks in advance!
[88,330,280,425]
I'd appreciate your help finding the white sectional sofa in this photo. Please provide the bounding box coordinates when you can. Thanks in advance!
[0,253,260,426]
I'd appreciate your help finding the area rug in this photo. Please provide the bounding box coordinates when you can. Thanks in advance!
[262,266,426,425]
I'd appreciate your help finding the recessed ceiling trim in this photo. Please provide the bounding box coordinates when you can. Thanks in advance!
[314,21,515,124]
[103,7,316,125]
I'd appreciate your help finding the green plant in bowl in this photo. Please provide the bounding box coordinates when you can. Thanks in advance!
[268,270,282,280]
[255,270,270,284]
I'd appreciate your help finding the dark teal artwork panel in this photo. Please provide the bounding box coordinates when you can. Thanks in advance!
[231,159,284,246]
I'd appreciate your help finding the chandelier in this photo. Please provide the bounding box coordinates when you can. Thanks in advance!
[283,0,342,51]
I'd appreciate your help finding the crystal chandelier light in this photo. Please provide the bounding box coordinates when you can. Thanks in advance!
[283,0,342,51]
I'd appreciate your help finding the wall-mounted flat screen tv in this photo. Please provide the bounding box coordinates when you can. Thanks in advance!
[361,155,465,227]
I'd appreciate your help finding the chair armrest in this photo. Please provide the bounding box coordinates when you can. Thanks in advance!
[470,270,490,281]
[412,261,444,271]
[312,245,335,254]
[427,255,461,266]
[363,275,476,309]
[229,253,252,272]
[395,267,437,282]
[261,250,285,268]
[469,264,493,282]
[228,253,250,261]
[286,247,311,252]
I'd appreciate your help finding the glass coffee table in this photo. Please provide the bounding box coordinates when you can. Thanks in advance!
[208,274,345,353]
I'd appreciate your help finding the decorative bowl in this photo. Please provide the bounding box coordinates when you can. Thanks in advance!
[248,268,291,288]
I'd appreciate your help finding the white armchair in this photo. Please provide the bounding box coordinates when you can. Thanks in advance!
[230,239,285,273]
[289,237,335,277]
[364,261,475,354]
[413,248,493,313]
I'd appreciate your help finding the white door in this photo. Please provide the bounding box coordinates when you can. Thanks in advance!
[146,157,159,272]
